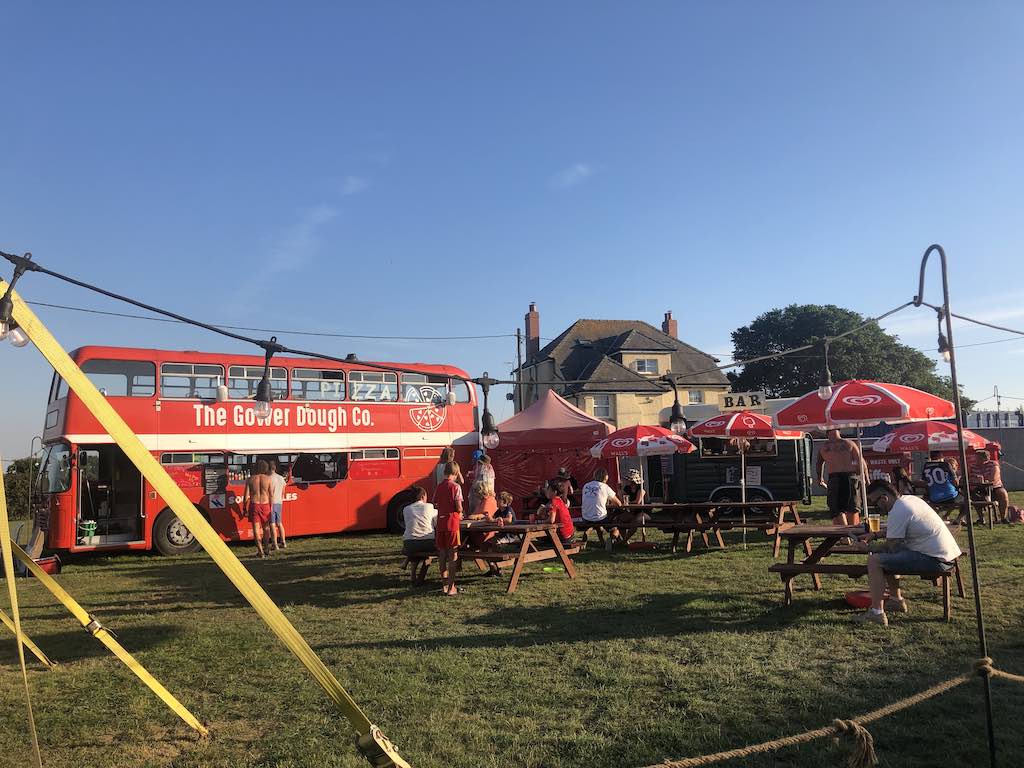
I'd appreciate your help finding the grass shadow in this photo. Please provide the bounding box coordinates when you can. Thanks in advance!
[0,622,184,665]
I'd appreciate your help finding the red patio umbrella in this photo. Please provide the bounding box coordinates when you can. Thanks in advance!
[589,425,695,547]
[689,411,804,548]
[589,425,696,459]
[775,380,955,515]
[689,411,803,441]
[871,421,991,454]
[774,380,955,429]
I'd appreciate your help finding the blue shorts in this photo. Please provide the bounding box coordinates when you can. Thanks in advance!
[270,503,283,524]
[874,549,949,574]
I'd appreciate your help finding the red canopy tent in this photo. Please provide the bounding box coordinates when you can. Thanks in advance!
[489,390,617,506]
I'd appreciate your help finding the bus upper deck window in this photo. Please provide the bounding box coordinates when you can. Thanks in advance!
[161,363,225,399]
[400,373,450,404]
[349,372,398,402]
[291,368,344,401]
[81,359,156,397]
[229,365,287,401]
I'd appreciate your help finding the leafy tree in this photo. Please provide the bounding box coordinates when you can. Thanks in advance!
[729,304,976,410]
[3,457,39,519]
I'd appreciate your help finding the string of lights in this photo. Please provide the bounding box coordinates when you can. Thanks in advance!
[24,300,523,341]
[1,247,1016,447]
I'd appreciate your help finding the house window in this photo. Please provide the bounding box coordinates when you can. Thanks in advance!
[688,390,704,405]
[634,359,659,374]
[593,395,612,419]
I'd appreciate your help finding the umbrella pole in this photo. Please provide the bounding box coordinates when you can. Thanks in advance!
[639,462,647,543]
[741,446,747,550]
[857,427,870,524]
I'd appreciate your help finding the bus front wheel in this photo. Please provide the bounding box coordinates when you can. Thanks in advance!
[153,509,202,556]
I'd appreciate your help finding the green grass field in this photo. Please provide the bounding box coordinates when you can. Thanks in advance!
[3,496,1024,768]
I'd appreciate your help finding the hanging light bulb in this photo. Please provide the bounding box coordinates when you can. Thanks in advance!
[253,336,280,420]
[8,324,30,348]
[817,340,834,400]
[664,374,687,434]
[0,252,34,347]
[937,332,951,364]
[476,372,500,449]
[253,397,272,419]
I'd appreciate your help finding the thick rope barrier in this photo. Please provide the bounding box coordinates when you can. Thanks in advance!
[644,659,1023,768]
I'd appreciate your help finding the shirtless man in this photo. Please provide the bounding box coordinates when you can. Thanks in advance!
[243,459,273,558]
[816,429,867,526]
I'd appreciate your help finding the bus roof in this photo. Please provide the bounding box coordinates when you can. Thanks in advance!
[68,344,473,380]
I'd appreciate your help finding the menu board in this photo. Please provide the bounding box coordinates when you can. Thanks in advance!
[204,464,228,495]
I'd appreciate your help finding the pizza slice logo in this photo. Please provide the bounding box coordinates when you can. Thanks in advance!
[408,386,447,432]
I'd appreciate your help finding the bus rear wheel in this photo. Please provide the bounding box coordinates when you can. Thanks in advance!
[386,490,419,535]
[153,509,202,556]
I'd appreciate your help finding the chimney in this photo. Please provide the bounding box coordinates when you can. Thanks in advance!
[662,310,678,339]
[525,302,540,361]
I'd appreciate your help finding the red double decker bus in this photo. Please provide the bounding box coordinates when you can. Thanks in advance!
[36,345,478,555]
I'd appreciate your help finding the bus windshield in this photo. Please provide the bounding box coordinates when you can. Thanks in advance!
[37,443,72,493]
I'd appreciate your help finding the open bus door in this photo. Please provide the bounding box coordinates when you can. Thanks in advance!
[74,445,145,549]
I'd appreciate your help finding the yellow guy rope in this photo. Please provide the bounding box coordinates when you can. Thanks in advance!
[1,453,44,768]
[3,281,410,768]
[9,541,207,735]
[0,608,56,668]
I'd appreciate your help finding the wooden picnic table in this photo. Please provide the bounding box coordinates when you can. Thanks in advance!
[768,522,967,618]
[768,524,868,605]
[459,520,578,593]
[969,481,997,528]
[576,500,804,557]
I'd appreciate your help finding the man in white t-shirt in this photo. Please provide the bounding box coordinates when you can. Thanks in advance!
[581,468,622,550]
[268,460,288,550]
[402,486,438,556]
[856,479,963,627]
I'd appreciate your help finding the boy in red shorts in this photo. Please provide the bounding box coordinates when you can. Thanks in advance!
[432,462,464,595]
[243,459,273,558]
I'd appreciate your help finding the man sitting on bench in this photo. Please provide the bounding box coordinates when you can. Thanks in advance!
[402,485,437,558]
[855,479,963,627]
[581,468,623,550]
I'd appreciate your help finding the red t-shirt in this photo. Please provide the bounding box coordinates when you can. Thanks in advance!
[432,478,464,518]
[550,496,574,540]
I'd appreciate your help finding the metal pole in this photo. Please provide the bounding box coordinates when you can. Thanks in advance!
[26,436,41,532]
[740,444,747,550]
[515,328,523,412]
[994,385,1002,443]
[916,243,997,767]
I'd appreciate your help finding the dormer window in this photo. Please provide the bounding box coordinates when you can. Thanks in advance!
[634,359,660,375]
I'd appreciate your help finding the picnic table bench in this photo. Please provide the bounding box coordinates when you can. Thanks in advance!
[402,521,579,593]
[463,520,579,593]
[769,523,965,619]
[574,500,803,557]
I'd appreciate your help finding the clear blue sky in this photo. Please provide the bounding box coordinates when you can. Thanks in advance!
[2,2,1023,460]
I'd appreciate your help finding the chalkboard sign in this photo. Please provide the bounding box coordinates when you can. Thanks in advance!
[205,464,228,495]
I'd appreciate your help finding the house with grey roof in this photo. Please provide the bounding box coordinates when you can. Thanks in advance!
[516,304,731,428]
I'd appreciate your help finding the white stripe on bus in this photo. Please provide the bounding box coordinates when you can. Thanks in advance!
[60,431,479,451]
